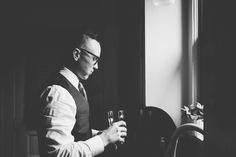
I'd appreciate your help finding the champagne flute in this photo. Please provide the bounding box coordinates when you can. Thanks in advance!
[118,110,125,121]
[118,110,125,144]
[107,110,114,126]
[107,110,118,149]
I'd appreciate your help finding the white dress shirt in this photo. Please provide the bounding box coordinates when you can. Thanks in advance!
[39,67,104,157]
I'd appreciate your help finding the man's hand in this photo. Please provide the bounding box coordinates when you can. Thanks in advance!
[98,121,127,147]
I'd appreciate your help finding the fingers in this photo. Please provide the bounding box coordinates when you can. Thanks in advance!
[119,136,125,143]
[112,122,127,137]
[117,124,127,143]
[119,128,126,142]
[117,125,127,133]
[101,120,127,145]
[119,130,127,137]
[113,120,126,127]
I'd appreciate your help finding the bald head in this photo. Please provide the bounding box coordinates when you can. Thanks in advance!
[62,29,101,65]
[79,34,101,58]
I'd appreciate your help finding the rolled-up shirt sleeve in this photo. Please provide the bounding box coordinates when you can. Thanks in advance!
[38,85,104,157]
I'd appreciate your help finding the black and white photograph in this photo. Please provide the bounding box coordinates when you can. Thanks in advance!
[1,0,236,157]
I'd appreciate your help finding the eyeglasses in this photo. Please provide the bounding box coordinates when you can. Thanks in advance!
[79,48,99,65]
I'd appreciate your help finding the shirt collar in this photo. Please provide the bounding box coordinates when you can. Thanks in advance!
[59,67,80,90]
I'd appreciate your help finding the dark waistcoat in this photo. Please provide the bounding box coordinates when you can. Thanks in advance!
[49,73,92,141]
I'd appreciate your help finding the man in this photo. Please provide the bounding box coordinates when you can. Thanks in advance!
[37,29,127,157]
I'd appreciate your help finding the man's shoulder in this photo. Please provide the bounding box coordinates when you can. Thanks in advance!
[39,84,77,112]
[40,84,73,101]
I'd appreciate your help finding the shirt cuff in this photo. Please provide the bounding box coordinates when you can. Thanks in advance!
[84,135,105,156]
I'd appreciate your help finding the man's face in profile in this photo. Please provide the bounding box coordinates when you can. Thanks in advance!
[74,35,101,80]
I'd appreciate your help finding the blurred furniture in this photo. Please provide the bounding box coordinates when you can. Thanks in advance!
[133,106,176,157]
[164,123,204,157]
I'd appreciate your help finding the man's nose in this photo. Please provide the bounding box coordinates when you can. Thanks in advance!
[94,62,98,69]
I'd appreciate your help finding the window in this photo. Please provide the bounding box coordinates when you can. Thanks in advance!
[145,0,201,126]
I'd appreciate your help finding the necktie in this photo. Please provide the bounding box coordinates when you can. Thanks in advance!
[78,82,87,100]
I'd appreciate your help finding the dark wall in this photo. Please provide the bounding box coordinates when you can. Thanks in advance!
[200,0,236,156]
[18,0,144,124]
[2,1,145,157]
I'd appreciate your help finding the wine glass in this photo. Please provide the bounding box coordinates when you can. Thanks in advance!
[118,110,125,144]
[107,110,114,126]
[107,110,117,149]
[118,110,125,121]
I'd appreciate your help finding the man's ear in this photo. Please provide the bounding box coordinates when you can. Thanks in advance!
[73,48,81,61]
